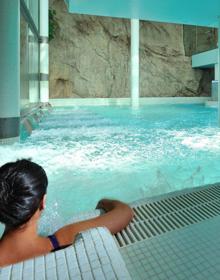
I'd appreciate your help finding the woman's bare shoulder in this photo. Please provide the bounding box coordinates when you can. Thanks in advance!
[0,237,51,268]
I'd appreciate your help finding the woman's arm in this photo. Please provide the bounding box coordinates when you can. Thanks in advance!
[54,199,134,246]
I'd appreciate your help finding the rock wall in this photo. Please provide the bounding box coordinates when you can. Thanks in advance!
[183,25,217,56]
[49,0,214,98]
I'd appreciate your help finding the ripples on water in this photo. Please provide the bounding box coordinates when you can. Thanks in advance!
[0,104,220,234]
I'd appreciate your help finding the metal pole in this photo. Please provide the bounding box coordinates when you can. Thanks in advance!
[131,19,139,108]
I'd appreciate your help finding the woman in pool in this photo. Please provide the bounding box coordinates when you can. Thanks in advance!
[0,159,133,267]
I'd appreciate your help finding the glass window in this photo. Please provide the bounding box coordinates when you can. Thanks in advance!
[183,25,217,56]
[22,0,39,31]
[20,13,40,112]
[28,29,40,103]
[29,0,39,31]
[20,14,29,110]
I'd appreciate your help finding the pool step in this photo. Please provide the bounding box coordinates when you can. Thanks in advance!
[115,183,220,247]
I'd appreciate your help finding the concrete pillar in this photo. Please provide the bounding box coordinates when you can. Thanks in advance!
[131,19,140,108]
[40,0,49,103]
[218,17,220,125]
[0,1,20,143]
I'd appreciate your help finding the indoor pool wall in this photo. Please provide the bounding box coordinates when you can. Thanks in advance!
[50,97,211,107]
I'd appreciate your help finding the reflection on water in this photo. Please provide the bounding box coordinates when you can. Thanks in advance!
[0,104,220,234]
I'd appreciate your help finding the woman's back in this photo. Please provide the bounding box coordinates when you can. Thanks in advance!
[0,160,133,267]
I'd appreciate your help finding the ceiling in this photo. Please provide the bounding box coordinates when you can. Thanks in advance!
[64,0,220,27]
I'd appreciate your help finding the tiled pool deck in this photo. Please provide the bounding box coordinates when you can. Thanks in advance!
[118,183,220,279]
[121,215,220,280]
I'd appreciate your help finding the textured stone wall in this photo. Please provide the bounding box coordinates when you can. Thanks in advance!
[183,25,217,56]
[49,0,213,98]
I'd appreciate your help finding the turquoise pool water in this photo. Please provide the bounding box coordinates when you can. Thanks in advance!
[0,104,219,234]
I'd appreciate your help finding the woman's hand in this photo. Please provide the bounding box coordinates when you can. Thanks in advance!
[96,198,133,213]
[96,198,114,211]
[95,199,106,210]
[55,199,134,246]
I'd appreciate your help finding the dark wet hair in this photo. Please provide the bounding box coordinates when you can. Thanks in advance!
[0,159,48,229]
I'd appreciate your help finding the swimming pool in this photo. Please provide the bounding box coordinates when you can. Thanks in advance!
[0,104,219,235]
